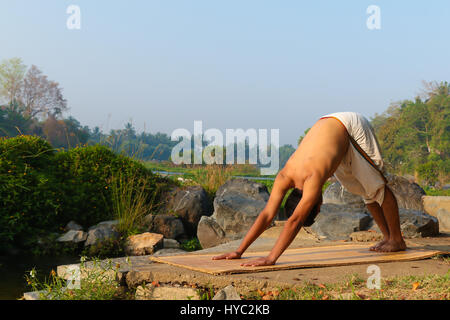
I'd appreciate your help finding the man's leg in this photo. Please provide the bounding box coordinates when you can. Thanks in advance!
[366,201,390,251]
[367,186,406,252]
[377,185,406,251]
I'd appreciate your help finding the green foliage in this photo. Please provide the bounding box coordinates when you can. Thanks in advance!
[371,81,450,185]
[53,144,169,228]
[25,258,130,300]
[110,172,157,237]
[81,237,126,259]
[180,237,202,252]
[0,135,60,250]
[0,135,173,253]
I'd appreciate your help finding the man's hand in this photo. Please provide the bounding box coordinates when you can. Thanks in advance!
[240,257,275,267]
[212,251,242,260]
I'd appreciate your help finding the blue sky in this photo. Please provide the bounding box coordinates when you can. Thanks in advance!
[1,1,449,145]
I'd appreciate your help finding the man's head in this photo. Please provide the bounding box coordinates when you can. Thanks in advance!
[283,188,322,226]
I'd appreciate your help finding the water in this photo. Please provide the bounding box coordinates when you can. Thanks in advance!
[0,254,80,300]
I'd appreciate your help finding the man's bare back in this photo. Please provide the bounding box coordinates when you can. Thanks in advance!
[281,117,349,189]
[212,114,406,267]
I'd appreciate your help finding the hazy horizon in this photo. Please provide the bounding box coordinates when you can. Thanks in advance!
[1,1,449,146]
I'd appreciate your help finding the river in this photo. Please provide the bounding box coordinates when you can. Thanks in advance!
[0,254,80,300]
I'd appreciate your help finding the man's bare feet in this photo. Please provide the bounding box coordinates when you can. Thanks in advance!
[369,239,388,251]
[375,240,407,252]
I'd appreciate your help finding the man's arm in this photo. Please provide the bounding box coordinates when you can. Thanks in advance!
[241,174,323,266]
[212,171,292,260]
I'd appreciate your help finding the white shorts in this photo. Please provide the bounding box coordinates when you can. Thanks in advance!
[321,112,387,206]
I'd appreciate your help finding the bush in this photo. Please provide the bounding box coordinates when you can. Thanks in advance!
[0,135,173,253]
[53,144,170,228]
[0,135,60,249]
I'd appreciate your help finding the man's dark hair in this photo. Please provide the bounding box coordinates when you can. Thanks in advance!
[283,188,322,226]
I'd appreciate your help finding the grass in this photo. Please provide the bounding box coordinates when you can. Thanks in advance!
[24,257,132,300]
[423,186,450,197]
[179,237,202,252]
[110,172,157,237]
[241,271,450,300]
[182,164,235,198]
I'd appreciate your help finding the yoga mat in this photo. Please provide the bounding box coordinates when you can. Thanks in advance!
[149,244,445,275]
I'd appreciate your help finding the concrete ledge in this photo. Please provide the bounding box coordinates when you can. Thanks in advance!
[423,196,450,217]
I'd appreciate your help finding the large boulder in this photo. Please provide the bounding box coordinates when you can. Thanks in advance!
[310,204,372,240]
[423,196,450,217]
[124,232,163,256]
[159,185,213,236]
[144,214,185,240]
[323,182,366,209]
[325,175,426,211]
[370,209,439,238]
[197,216,227,249]
[85,220,120,246]
[437,208,450,232]
[385,174,426,211]
[197,178,270,249]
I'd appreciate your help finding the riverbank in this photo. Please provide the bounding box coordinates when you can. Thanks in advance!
[0,254,80,300]
[33,226,450,300]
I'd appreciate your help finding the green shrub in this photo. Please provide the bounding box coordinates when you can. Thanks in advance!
[53,144,170,228]
[180,237,202,251]
[0,135,174,253]
[0,135,60,249]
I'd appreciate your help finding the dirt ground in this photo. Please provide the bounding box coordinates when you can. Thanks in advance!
[191,227,450,286]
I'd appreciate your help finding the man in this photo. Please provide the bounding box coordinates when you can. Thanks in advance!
[213,112,407,267]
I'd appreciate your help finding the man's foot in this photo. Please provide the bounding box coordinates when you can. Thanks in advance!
[369,239,388,251]
[375,240,407,252]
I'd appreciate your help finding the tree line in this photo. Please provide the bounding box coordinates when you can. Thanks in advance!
[0,58,175,160]
[1,57,447,183]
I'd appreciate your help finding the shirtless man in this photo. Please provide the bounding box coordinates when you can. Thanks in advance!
[213,112,407,267]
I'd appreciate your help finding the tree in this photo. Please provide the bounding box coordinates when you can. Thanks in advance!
[18,65,68,118]
[0,101,32,137]
[0,58,26,104]
[372,81,450,184]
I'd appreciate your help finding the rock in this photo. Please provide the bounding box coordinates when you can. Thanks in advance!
[350,231,383,242]
[323,182,366,209]
[65,221,83,231]
[197,216,227,249]
[57,230,87,243]
[196,179,270,248]
[23,291,44,300]
[212,285,241,300]
[215,178,270,202]
[125,233,164,256]
[85,221,120,246]
[370,209,439,238]
[160,185,213,236]
[423,196,450,217]
[325,175,427,211]
[385,174,426,211]
[310,204,372,240]
[135,285,200,300]
[144,214,185,240]
[153,248,187,256]
[399,209,439,238]
[88,220,119,231]
[212,193,267,236]
[437,208,450,232]
[163,238,181,249]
